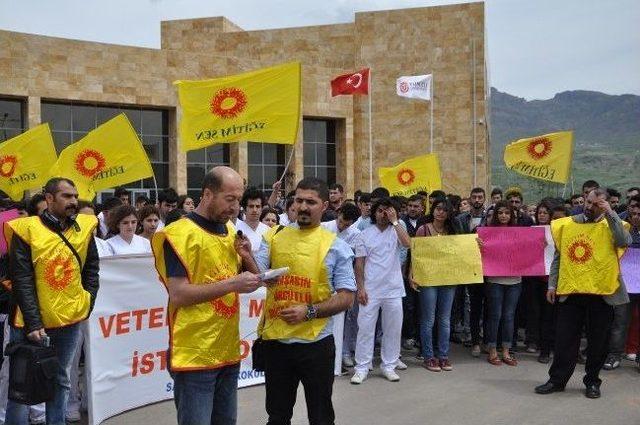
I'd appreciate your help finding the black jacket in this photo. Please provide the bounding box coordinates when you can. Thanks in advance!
[8,213,100,333]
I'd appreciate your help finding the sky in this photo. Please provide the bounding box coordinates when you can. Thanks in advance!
[0,0,638,100]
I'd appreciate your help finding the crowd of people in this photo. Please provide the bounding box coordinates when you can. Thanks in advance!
[0,170,637,424]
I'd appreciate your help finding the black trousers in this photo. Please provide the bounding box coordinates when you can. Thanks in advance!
[469,283,487,346]
[548,295,614,387]
[525,278,557,353]
[264,336,335,425]
[402,277,420,340]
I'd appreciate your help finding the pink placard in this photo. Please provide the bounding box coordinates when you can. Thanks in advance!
[477,226,546,277]
[0,209,20,255]
[621,248,640,294]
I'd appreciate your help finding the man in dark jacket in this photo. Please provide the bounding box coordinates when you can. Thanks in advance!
[5,178,99,425]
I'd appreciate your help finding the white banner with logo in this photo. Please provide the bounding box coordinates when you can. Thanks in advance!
[86,254,343,425]
[396,74,432,100]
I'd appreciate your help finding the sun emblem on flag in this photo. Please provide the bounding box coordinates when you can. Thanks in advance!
[527,137,552,160]
[399,81,409,93]
[567,239,593,264]
[210,87,248,119]
[44,255,74,291]
[75,149,106,178]
[397,168,416,186]
[0,155,18,178]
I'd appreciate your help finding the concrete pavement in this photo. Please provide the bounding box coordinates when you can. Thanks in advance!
[101,345,640,425]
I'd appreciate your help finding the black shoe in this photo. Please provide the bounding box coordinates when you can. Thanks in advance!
[535,381,565,395]
[585,384,601,399]
[538,353,550,364]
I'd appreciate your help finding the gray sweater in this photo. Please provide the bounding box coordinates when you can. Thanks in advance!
[549,212,632,306]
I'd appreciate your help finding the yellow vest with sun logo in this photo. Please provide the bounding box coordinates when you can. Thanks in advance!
[152,218,242,371]
[262,225,335,341]
[3,214,97,328]
[551,216,630,296]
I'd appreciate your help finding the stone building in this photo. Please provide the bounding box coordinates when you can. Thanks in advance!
[0,2,489,201]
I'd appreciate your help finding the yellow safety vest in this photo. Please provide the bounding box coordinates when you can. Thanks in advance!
[551,216,630,296]
[152,218,242,371]
[3,215,97,329]
[262,225,335,341]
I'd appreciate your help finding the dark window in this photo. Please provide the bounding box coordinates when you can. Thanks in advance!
[186,144,230,199]
[303,119,337,185]
[247,143,286,193]
[41,101,170,191]
[0,98,25,142]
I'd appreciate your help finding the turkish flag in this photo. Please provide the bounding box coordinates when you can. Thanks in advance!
[331,68,370,96]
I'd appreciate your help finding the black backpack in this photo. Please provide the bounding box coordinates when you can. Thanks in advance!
[4,340,59,405]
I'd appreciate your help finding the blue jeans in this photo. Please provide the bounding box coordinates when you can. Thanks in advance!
[5,323,82,425]
[485,282,522,349]
[171,363,240,425]
[418,285,457,359]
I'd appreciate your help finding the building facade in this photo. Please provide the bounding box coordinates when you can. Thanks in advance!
[0,2,489,201]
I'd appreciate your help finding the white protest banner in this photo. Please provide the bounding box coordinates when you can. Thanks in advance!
[396,74,432,100]
[86,255,266,425]
[535,225,555,275]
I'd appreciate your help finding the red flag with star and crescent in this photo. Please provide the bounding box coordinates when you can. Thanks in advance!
[330,68,370,96]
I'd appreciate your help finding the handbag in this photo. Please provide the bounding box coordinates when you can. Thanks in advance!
[5,339,59,405]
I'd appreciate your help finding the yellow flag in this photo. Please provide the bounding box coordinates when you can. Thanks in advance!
[175,62,301,151]
[49,114,154,201]
[503,131,573,184]
[0,124,57,201]
[379,154,442,196]
[411,234,483,286]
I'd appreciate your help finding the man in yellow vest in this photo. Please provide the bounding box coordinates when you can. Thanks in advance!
[4,177,100,425]
[535,188,631,399]
[254,177,356,425]
[152,166,262,425]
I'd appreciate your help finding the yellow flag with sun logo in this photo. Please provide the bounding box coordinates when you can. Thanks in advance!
[503,131,573,184]
[0,124,57,201]
[174,62,301,152]
[378,154,442,197]
[551,216,630,296]
[49,114,154,200]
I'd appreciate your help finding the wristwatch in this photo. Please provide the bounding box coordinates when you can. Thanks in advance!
[392,220,399,226]
[305,304,317,321]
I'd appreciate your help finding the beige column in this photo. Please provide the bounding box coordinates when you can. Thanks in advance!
[230,142,248,183]
[27,96,41,128]
[169,108,187,193]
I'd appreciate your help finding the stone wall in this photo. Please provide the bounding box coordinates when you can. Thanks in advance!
[0,2,488,196]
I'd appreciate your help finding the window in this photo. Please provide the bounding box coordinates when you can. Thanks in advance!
[186,145,230,200]
[247,143,286,194]
[41,101,170,193]
[303,119,336,185]
[0,98,25,142]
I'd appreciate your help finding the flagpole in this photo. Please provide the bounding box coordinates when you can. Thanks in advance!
[152,174,159,204]
[430,75,434,154]
[368,70,373,191]
[279,146,295,183]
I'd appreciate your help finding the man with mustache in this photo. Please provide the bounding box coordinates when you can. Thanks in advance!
[255,177,356,425]
[536,188,631,399]
[4,178,100,425]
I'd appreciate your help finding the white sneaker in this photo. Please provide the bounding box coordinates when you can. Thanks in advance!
[342,355,354,367]
[381,368,400,382]
[395,359,408,370]
[624,353,637,362]
[350,370,368,384]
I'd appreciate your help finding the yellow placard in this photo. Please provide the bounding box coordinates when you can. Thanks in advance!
[411,234,483,286]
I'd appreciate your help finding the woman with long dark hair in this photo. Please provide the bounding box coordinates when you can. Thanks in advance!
[481,200,521,366]
[106,205,151,255]
[411,199,458,372]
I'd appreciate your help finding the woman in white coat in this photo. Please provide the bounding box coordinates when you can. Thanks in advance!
[106,205,151,255]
